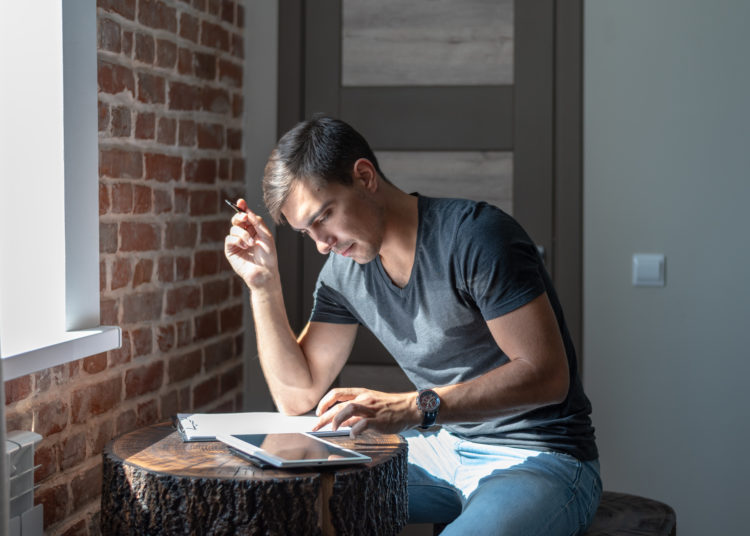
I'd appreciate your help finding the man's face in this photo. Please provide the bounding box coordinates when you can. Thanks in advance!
[280,178,385,264]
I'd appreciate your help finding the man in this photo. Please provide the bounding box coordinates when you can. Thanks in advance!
[225,117,601,534]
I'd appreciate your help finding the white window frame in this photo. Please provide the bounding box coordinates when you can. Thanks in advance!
[0,0,120,382]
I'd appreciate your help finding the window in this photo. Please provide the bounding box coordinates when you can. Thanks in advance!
[0,1,120,381]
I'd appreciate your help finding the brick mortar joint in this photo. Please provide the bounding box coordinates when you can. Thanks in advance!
[35,453,103,493]
[98,103,244,127]
[97,139,245,156]
[97,3,245,38]
[98,47,246,86]
[119,327,245,347]
[96,99,245,125]
[200,390,243,409]
[97,222,238,238]
[100,272,241,285]
[49,500,102,536]
[32,421,108,459]
[123,363,244,400]
[102,292,242,309]
[98,105,244,124]
[99,183,245,196]
[171,354,245,377]
[4,396,37,421]
[99,177,244,188]
[96,23,245,61]
[100,249,230,257]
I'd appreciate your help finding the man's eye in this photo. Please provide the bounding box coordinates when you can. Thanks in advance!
[318,212,329,223]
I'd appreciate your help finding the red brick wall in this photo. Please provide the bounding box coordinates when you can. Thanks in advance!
[3,1,247,534]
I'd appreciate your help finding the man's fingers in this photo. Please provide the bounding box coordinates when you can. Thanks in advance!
[231,212,247,227]
[232,206,273,240]
[332,402,377,431]
[254,239,272,256]
[230,214,275,251]
[225,235,251,254]
[311,412,332,431]
[350,418,370,437]
[250,214,273,240]
[228,226,255,249]
[339,415,364,429]
[315,388,362,416]
[313,400,352,431]
[331,402,357,429]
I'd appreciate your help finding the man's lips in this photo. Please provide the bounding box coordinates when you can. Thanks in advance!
[337,243,354,257]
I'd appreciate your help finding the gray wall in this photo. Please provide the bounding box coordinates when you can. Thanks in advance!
[242,1,277,411]
[583,2,750,535]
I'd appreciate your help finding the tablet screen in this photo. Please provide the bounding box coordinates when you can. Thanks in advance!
[219,432,371,468]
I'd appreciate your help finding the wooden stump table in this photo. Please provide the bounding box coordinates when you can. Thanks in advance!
[101,423,408,535]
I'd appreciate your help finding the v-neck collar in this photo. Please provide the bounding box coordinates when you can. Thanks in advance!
[374,195,424,297]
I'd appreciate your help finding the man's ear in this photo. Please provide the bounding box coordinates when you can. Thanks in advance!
[352,158,378,192]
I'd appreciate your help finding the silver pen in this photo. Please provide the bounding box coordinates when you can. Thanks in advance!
[224,199,242,213]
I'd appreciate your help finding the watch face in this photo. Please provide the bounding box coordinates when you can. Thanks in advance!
[419,390,440,412]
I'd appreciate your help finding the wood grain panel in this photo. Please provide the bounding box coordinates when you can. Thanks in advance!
[342,0,513,86]
[376,151,513,214]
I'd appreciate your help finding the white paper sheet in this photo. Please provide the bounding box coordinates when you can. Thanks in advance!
[175,411,350,442]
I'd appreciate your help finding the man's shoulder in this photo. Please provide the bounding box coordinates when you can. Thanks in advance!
[421,195,508,219]
[420,196,516,239]
[420,195,478,215]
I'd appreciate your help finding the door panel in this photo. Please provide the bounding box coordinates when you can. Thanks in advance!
[376,151,513,215]
[342,0,513,87]
[276,0,583,390]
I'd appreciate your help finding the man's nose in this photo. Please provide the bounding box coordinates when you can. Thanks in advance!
[312,232,334,254]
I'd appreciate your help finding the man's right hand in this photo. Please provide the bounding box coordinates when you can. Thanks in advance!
[224,198,279,289]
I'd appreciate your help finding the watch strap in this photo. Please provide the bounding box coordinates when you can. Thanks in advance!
[419,409,437,429]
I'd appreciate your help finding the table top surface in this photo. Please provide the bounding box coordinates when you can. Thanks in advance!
[105,422,407,481]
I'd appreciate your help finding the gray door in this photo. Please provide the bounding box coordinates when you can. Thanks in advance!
[276,0,583,390]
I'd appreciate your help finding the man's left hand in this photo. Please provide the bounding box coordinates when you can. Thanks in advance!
[313,387,420,437]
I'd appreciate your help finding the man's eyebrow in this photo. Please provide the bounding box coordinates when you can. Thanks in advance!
[291,201,333,232]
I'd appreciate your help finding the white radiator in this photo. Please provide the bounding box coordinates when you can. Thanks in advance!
[5,431,43,536]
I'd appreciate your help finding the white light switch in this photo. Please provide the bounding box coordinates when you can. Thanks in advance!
[632,253,665,287]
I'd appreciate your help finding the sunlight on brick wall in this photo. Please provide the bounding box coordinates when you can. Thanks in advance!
[4,1,247,533]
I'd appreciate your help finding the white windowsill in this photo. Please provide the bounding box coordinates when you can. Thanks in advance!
[1,326,121,381]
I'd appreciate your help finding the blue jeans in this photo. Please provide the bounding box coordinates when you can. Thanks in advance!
[405,428,602,536]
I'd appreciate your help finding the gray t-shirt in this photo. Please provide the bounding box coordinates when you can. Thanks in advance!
[310,196,598,461]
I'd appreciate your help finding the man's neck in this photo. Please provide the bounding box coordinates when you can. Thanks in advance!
[377,186,419,288]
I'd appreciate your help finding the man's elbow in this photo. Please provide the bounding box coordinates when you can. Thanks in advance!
[273,394,317,416]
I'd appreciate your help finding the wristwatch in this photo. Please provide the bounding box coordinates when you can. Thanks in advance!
[416,389,441,429]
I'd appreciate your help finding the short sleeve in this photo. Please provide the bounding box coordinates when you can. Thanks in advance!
[456,204,546,321]
[309,258,360,325]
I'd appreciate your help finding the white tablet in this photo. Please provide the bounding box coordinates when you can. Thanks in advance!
[217,432,372,469]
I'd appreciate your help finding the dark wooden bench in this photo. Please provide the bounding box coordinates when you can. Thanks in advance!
[585,491,676,535]
[433,491,676,535]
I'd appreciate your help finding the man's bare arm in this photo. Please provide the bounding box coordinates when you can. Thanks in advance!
[432,291,569,423]
[251,284,356,414]
[224,198,356,414]
[315,292,569,434]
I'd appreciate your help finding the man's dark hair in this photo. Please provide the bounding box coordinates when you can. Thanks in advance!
[263,116,387,224]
